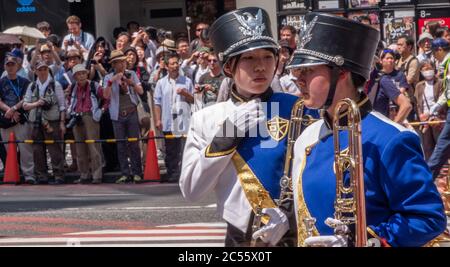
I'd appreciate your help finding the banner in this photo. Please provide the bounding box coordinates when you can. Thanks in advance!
[417,8,450,35]
[382,10,416,46]
[348,11,380,31]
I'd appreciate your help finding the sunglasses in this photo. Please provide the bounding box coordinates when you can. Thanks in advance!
[196,28,206,32]
[208,59,218,63]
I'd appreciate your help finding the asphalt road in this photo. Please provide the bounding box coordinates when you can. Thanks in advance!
[0,183,225,246]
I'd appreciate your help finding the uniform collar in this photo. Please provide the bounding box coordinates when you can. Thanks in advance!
[230,86,273,104]
[322,93,373,133]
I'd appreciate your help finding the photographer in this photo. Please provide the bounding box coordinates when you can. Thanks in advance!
[86,37,112,84]
[62,16,95,60]
[189,23,209,53]
[103,50,144,184]
[67,64,107,184]
[194,53,224,111]
[0,54,34,184]
[23,61,66,185]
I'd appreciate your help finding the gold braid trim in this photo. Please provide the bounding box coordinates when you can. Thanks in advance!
[296,143,320,247]
[231,153,277,225]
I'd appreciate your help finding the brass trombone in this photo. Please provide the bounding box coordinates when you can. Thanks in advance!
[332,98,367,247]
[278,99,315,206]
[250,99,315,247]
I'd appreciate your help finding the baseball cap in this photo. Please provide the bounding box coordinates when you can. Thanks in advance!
[431,38,450,50]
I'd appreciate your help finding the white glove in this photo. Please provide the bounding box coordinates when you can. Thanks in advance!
[304,218,349,247]
[429,103,443,116]
[304,235,348,247]
[252,208,289,246]
[229,100,265,136]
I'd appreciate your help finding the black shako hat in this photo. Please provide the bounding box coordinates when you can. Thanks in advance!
[287,12,380,80]
[209,7,279,65]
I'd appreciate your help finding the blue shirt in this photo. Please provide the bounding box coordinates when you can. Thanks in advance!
[154,75,194,133]
[0,76,30,108]
[368,69,409,117]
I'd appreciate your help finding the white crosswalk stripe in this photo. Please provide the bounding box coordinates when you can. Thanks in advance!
[0,223,227,247]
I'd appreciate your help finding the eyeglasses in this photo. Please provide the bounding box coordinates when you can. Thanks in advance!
[208,59,218,63]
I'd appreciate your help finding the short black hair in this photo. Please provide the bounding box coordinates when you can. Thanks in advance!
[113,27,127,40]
[398,35,414,49]
[127,21,140,29]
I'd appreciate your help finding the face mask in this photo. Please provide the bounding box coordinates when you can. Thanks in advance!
[421,70,435,80]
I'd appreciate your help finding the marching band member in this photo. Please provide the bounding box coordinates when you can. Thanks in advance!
[254,13,446,247]
[179,7,317,247]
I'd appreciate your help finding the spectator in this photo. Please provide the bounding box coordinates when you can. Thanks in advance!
[280,25,297,51]
[37,21,51,38]
[396,35,420,121]
[103,50,144,184]
[189,23,209,53]
[143,26,159,69]
[47,34,64,60]
[417,32,434,64]
[272,39,294,92]
[29,43,63,78]
[194,53,224,111]
[127,21,140,35]
[182,47,210,85]
[149,46,170,87]
[437,26,450,44]
[115,32,131,52]
[0,55,34,184]
[62,15,95,58]
[124,47,151,125]
[86,37,112,84]
[57,49,83,92]
[1,49,29,80]
[154,53,194,183]
[176,38,190,61]
[396,36,420,88]
[428,38,450,179]
[368,49,412,123]
[23,61,66,185]
[432,38,450,76]
[414,62,444,160]
[67,64,107,184]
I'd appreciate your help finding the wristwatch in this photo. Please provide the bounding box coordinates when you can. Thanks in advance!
[11,106,17,111]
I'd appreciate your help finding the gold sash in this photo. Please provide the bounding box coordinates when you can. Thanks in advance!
[231,153,277,225]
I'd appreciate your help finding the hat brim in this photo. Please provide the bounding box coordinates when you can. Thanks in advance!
[286,54,328,70]
[109,56,128,64]
[73,69,89,75]
[225,39,279,63]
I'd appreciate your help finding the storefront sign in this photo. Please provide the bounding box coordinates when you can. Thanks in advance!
[318,0,339,9]
[16,0,36,13]
[383,10,416,45]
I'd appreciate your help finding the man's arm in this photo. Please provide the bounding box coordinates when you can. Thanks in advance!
[393,93,412,123]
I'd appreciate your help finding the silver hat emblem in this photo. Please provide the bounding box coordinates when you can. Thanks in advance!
[234,9,266,37]
[298,16,318,50]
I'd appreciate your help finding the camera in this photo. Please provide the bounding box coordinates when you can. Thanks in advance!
[67,38,74,46]
[38,38,47,45]
[89,59,98,65]
[123,72,132,80]
[40,97,52,111]
[66,113,82,129]
[157,29,173,41]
